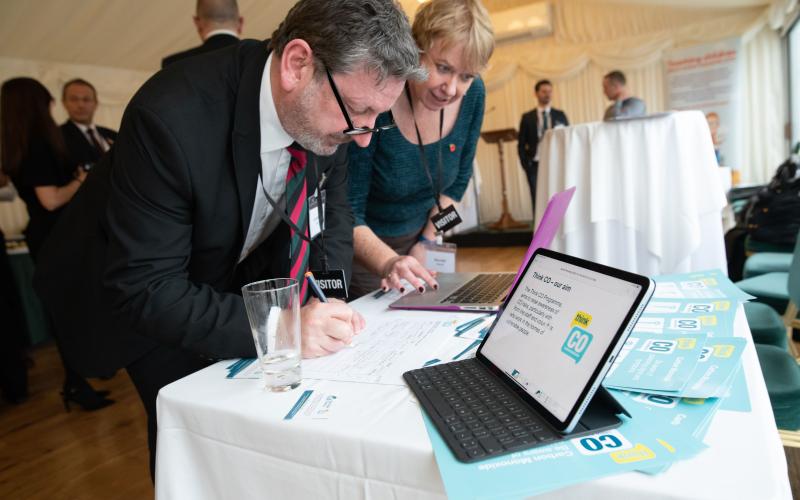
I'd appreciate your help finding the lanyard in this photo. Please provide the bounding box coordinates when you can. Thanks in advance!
[258,155,329,272]
[405,84,445,212]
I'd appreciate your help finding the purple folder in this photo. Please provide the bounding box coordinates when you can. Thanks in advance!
[511,186,576,290]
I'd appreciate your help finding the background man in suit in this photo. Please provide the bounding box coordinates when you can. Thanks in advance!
[36,0,424,478]
[60,78,117,168]
[162,0,243,67]
[602,70,646,121]
[517,79,569,210]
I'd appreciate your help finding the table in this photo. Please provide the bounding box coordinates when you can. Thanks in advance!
[155,292,790,499]
[536,111,728,276]
[7,245,52,345]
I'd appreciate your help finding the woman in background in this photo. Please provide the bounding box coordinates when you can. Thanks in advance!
[347,0,494,298]
[0,77,112,411]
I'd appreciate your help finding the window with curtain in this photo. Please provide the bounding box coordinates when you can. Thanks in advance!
[789,18,800,150]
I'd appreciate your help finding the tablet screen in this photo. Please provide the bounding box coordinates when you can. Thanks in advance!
[480,253,642,423]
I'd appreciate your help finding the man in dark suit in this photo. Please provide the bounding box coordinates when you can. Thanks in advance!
[162,0,243,68]
[518,79,569,210]
[60,78,117,169]
[34,0,424,478]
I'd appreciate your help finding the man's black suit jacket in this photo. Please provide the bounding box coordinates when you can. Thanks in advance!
[60,121,117,168]
[35,40,354,377]
[162,33,240,68]
[517,108,569,169]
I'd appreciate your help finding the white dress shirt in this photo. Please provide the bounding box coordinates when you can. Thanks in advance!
[203,28,240,41]
[73,121,110,153]
[238,53,294,262]
[534,106,552,161]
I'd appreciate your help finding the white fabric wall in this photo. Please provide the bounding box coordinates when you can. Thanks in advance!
[474,0,788,225]
[0,0,789,235]
[477,0,787,222]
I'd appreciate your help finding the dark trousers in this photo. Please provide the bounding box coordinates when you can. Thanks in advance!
[125,238,275,481]
[126,345,211,481]
[523,160,539,211]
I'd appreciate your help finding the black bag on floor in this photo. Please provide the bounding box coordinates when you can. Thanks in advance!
[745,158,800,247]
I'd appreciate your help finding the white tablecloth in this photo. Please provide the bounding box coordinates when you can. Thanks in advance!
[536,111,728,276]
[155,293,790,500]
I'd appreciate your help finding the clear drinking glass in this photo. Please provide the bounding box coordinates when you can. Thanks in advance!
[241,278,302,391]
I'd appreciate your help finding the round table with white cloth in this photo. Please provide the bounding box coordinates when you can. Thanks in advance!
[535,110,728,277]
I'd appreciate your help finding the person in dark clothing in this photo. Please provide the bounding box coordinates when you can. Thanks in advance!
[0,77,112,411]
[60,78,117,169]
[162,0,243,68]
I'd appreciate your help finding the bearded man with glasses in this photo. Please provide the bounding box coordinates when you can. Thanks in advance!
[33,0,425,479]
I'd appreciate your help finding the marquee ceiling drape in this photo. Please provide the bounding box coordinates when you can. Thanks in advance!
[0,0,794,234]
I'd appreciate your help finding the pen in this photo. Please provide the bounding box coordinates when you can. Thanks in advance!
[305,271,328,303]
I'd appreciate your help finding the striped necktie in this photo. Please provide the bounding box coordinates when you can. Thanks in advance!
[286,144,309,303]
[87,127,106,154]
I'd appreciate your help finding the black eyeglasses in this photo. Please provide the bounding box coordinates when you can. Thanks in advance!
[325,67,396,136]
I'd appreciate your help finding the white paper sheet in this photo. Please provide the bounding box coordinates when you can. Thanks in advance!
[301,318,453,385]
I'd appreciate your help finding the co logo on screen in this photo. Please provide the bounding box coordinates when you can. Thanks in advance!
[561,326,593,363]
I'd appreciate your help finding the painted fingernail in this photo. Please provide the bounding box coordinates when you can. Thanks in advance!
[418,286,425,293]
[400,287,406,294]
[382,286,388,292]
[433,283,439,290]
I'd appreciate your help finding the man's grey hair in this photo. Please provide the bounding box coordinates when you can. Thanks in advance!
[270,0,426,83]
[196,0,239,23]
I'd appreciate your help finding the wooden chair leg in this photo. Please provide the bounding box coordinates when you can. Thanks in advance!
[783,302,799,359]
[780,429,800,448]
[784,302,798,328]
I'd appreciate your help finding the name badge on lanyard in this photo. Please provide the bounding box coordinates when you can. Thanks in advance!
[405,84,462,235]
[308,189,326,239]
[310,268,348,300]
[431,205,462,233]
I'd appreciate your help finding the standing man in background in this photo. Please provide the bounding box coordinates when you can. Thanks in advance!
[162,0,243,67]
[602,70,646,121]
[517,79,569,210]
[60,78,117,169]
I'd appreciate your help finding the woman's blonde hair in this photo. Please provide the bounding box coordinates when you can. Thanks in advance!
[412,0,494,72]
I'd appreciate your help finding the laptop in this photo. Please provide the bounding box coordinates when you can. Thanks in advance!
[389,187,577,312]
[404,248,654,462]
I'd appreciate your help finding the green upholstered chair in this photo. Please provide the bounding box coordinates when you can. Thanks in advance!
[736,231,800,315]
[744,302,788,349]
[755,344,800,430]
[742,252,792,279]
[745,235,794,255]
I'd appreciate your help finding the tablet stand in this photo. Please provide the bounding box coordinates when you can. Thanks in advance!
[563,385,631,439]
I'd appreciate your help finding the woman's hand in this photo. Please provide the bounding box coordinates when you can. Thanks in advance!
[380,250,438,293]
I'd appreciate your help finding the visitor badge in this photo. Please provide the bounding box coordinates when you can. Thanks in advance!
[310,268,348,300]
[431,205,462,233]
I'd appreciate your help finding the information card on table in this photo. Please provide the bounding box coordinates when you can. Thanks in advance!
[422,412,706,499]
[604,332,708,393]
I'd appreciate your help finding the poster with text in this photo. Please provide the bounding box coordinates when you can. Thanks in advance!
[665,38,742,170]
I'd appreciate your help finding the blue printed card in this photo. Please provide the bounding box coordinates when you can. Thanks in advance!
[630,337,747,399]
[604,332,708,393]
[422,412,707,500]
[652,269,754,302]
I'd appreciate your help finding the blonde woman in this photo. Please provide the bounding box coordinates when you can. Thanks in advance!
[348,0,494,298]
